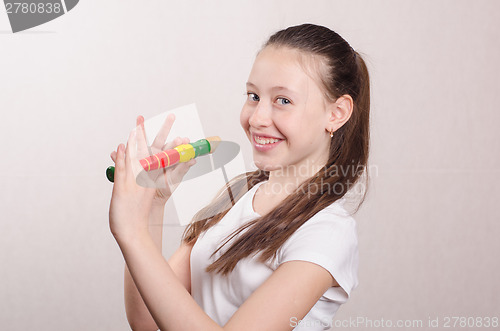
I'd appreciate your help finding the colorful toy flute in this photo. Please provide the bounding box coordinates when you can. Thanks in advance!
[106,136,221,182]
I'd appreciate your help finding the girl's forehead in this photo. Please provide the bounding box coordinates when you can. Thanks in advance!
[254,46,305,72]
[250,48,311,88]
[249,46,325,94]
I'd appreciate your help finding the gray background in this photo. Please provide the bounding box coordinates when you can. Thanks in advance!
[1,0,499,330]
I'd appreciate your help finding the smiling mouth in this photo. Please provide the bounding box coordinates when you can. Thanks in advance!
[254,136,282,145]
[252,135,284,152]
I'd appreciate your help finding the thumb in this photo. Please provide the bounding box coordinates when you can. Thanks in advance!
[168,158,196,187]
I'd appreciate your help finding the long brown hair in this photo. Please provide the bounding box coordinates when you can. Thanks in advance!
[182,23,370,275]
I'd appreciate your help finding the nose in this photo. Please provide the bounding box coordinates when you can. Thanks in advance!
[248,101,272,128]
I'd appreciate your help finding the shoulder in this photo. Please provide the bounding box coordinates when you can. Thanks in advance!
[285,199,357,242]
[276,199,359,299]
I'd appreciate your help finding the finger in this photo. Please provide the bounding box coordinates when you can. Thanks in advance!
[114,144,126,183]
[136,116,150,159]
[152,113,175,150]
[180,157,196,169]
[150,136,180,185]
[162,136,182,151]
[125,129,138,180]
[110,151,117,162]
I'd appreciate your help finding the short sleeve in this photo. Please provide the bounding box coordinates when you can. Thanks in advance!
[277,203,359,303]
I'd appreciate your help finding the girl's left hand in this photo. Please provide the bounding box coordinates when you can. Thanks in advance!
[109,129,156,242]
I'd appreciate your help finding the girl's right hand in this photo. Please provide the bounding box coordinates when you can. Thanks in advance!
[110,114,196,207]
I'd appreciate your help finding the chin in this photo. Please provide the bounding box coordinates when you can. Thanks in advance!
[252,158,284,172]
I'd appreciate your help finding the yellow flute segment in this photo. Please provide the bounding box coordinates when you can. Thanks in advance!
[174,144,196,162]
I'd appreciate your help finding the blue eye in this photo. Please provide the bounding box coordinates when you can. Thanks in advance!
[276,97,291,105]
[247,92,260,102]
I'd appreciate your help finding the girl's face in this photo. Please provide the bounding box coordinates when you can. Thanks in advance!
[240,46,332,174]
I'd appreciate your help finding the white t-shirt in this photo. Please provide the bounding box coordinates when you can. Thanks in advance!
[190,181,359,330]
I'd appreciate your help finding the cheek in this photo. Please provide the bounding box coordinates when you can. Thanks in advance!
[273,112,298,137]
[281,112,321,145]
[239,106,250,130]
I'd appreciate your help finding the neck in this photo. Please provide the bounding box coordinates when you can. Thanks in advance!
[264,158,327,197]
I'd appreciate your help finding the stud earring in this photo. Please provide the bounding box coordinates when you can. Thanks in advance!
[330,129,334,138]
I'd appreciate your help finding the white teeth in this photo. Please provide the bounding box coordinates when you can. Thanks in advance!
[255,136,280,145]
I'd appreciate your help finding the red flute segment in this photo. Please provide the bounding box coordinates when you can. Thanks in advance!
[139,158,151,171]
[160,149,180,168]
[139,149,181,171]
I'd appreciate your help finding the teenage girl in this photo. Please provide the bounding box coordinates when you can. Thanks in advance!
[109,23,370,330]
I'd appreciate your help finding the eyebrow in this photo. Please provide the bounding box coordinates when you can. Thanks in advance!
[246,82,298,95]
[246,82,257,89]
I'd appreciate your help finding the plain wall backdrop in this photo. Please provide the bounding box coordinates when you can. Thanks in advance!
[1,1,499,330]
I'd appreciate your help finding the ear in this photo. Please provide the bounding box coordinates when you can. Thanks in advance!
[326,94,354,133]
